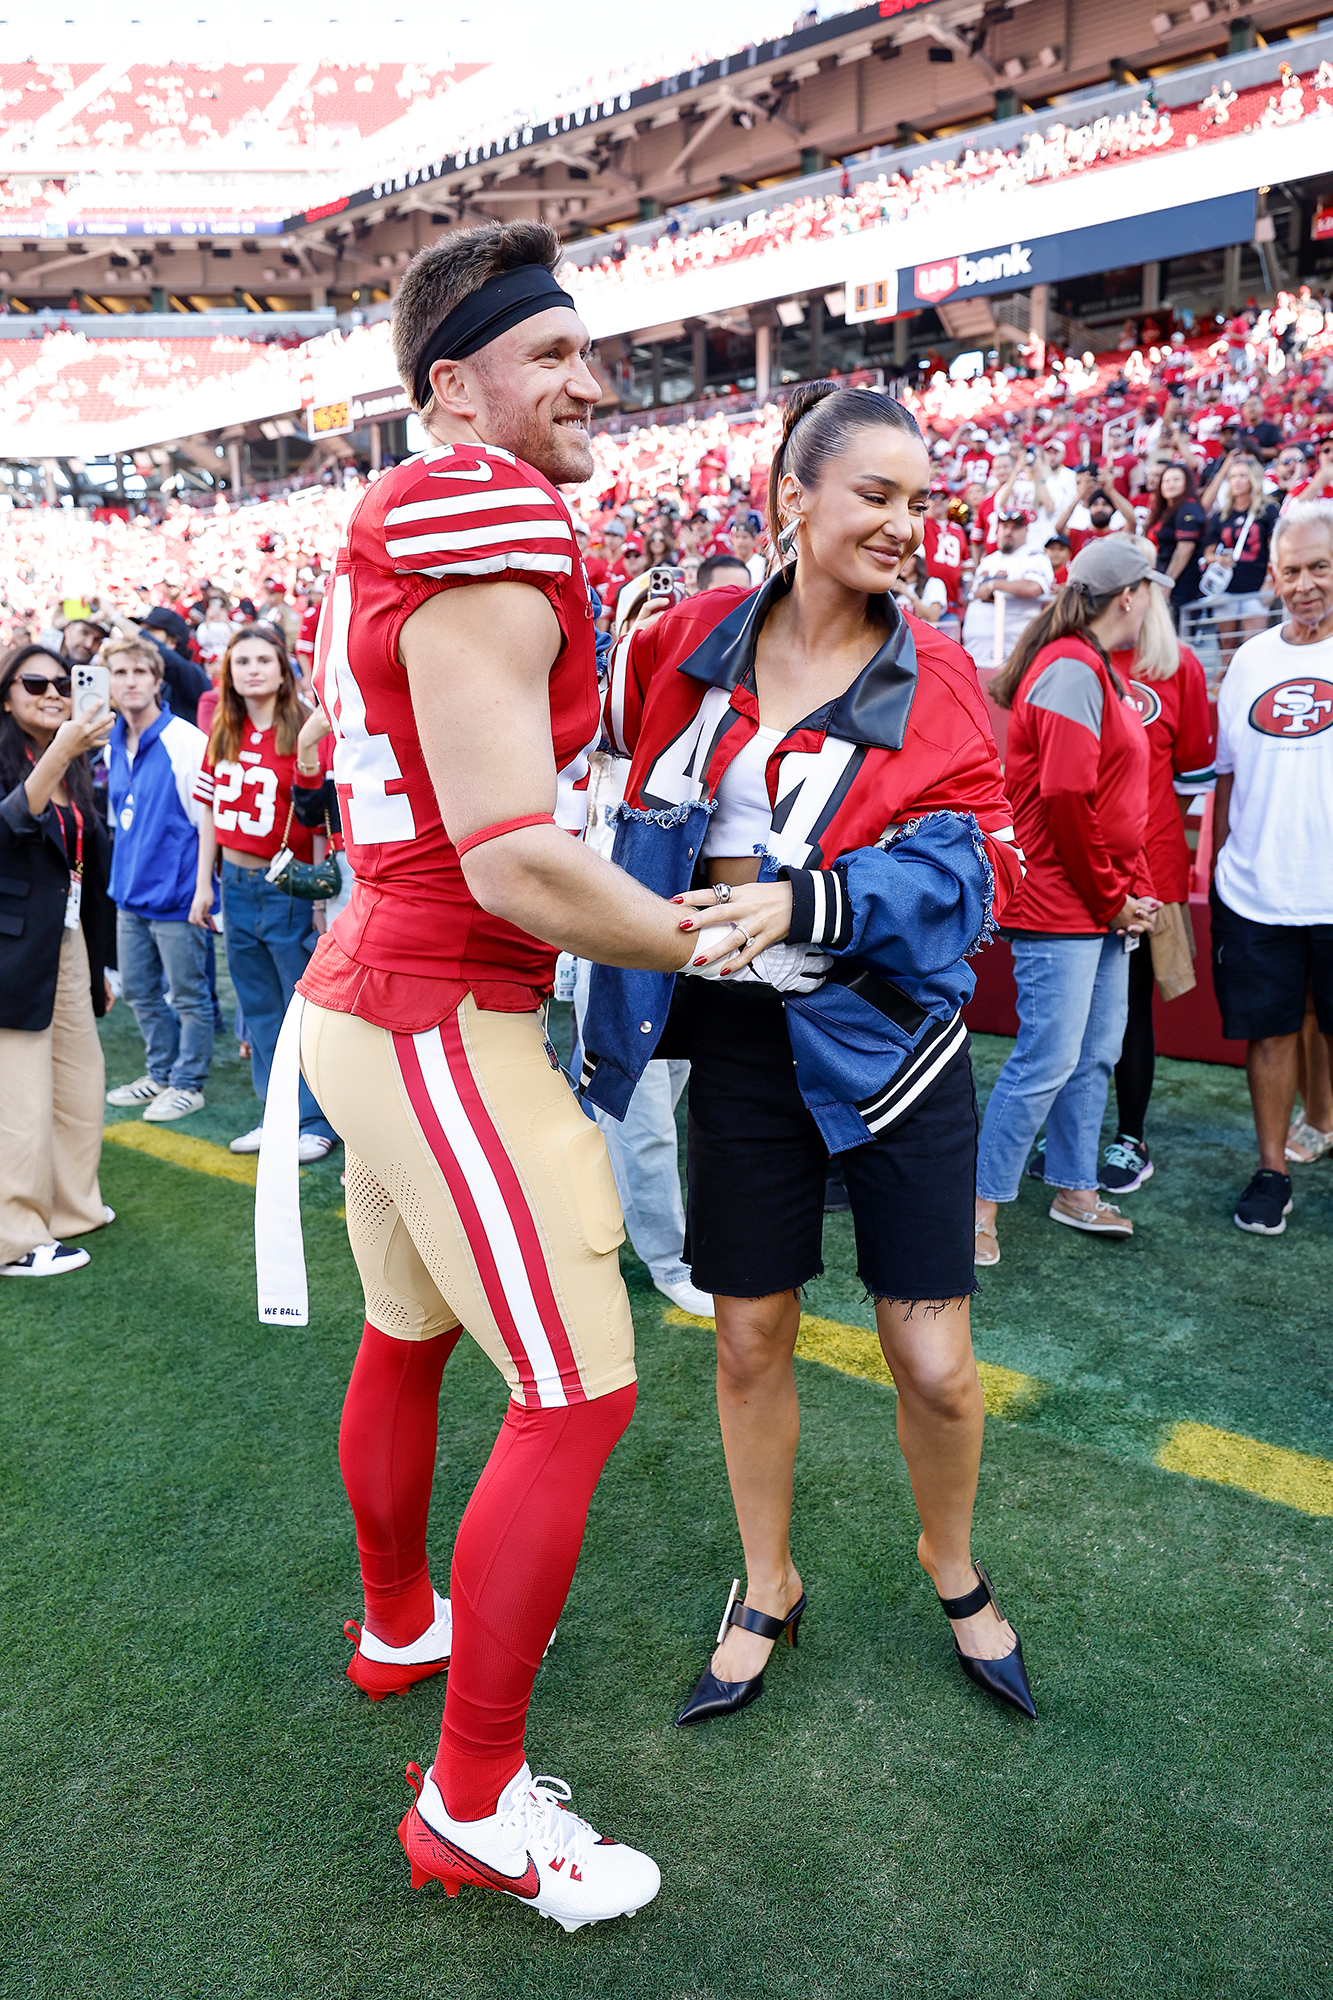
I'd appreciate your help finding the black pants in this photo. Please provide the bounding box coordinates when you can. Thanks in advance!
[1113,938,1155,1141]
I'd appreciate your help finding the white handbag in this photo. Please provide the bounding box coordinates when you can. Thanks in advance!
[1198,507,1255,598]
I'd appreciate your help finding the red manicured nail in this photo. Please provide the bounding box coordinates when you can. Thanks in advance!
[720,967,731,977]
[670,895,685,903]
[679,919,695,931]
[693,956,707,967]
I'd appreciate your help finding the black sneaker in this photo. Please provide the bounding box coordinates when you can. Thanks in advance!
[1025,1138,1046,1181]
[1099,1134,1154,1194]
[1234,1170,1294,1236]
[824,1161,851,1213]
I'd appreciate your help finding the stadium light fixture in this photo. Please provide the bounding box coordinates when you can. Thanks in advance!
[1151,10,1174,31]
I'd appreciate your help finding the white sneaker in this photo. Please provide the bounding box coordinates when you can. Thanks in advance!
[106,1075,167,1107]
[0,1241,91,1277]
[229,1126,265,1154]
[399,1761,661,1933]
[656,1276,715,1320]
[142,1088,206,1123]
[297,1133,336,1164]
[345,1589,452,1700]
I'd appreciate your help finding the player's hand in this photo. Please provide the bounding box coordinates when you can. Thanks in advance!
[674,879,794,974]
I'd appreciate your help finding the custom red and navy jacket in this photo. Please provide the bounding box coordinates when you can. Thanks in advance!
[582,575,1022,1152]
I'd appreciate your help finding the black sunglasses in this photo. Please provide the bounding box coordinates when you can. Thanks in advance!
[18,672,73,697]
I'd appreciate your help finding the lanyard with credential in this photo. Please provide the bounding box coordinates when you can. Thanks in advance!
[64,801,84,931]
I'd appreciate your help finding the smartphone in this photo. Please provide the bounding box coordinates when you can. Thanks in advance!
[648,565,682,600]
[72,661,110,721]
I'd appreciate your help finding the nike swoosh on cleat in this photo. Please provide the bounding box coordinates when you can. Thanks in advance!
[418,1822,540,1899]
[430,464,493,482]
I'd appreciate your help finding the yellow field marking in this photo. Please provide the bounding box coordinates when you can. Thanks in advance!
[663,1305,1040,1418]
[103,1121,257,1187]
[1156,1421,1333,1518]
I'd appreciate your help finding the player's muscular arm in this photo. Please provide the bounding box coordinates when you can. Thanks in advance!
[400,583,785,970]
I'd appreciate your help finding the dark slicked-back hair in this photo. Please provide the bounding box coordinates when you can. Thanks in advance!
[393,219,563,413]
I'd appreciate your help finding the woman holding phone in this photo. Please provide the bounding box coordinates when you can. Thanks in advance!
[0,644,116,1277]
[582,382,1036,1725]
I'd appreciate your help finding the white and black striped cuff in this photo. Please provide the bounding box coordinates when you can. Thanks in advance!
[855,1010,967,1135]
[781,865,853,949]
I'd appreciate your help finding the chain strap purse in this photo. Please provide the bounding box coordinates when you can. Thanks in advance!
[264,796,342,901]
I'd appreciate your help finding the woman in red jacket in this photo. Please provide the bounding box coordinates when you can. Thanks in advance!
[974,538,1163,1265]
[1099,553,1215,1192]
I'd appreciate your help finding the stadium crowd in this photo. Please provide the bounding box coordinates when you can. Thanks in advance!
[562,61,1333,301]
[3,277,1333,1284]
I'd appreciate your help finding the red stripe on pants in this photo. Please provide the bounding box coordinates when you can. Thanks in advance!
[392,1027,541,1407]
[438,1010,587,1405]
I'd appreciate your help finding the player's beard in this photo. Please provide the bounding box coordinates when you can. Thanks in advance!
[472,366,594,484]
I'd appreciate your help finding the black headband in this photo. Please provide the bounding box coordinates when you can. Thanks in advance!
[412,263,576,409]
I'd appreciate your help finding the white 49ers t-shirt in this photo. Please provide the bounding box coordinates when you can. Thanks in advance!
[1215,624,1333,924]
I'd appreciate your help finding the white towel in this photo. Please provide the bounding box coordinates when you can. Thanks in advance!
[255,993,309,1327]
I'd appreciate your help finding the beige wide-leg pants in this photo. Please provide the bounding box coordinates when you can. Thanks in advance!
[0,927,107,1264]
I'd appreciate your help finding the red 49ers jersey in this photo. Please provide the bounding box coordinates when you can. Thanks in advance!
[298,441,599,1030]
[922,516,968,607]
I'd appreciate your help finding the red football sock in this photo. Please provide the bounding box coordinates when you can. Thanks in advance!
[338,1320,462,1648]
[435,1382,636,1821]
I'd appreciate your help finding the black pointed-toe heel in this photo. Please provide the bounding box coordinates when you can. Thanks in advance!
[675,1578,807,1727]
[937,1560,1036,1719]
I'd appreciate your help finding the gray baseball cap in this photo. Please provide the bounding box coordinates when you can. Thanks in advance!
[1066,537,1172,594]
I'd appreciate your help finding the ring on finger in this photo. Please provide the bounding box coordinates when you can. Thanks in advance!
[735,925,755,949]
[712,882,733,904]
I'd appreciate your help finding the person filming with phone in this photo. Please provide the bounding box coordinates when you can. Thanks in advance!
[0,643,116,1278]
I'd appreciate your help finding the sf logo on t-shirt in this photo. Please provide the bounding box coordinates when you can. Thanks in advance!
[1129,680,1162,726]
[1248,679,1333,737]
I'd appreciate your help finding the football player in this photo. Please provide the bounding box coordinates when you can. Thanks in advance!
[294,222,744,1931]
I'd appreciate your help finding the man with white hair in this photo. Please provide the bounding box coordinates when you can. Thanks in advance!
[1210,500,1333,1235]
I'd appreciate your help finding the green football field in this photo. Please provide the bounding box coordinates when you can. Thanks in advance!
[3,983,1331,2000]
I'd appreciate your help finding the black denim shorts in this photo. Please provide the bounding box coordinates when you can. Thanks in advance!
[675,981,978,1303]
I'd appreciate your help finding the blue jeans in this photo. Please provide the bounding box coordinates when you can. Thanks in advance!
[572,957,692,1289]
[976,933,1131,1202]
[116,910,215,1093]
[220,861,335,1141]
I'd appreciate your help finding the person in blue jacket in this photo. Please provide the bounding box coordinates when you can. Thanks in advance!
[102,635,215,1123]
[581,383,1036,1727]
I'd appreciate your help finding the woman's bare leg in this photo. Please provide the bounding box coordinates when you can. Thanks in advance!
[876,1295,1016,1662]
[708,1290,806,1683]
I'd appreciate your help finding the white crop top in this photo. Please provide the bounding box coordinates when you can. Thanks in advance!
[702,724,782,860]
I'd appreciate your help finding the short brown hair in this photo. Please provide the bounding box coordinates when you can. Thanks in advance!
[103,634,164,683]
[392,219,562,413]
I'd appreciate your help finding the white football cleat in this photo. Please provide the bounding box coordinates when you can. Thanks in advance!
[398,1759,660,1933]
[344,1589,452,1700]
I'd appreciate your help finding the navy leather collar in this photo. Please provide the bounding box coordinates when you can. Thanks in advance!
[676,568,919,751]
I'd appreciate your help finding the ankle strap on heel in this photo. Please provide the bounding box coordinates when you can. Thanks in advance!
[728,1600,790,1642]
[937,1561,1000,1622]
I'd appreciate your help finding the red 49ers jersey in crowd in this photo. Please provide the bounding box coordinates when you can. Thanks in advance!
[297,441,600,1032]
[922,516,968,607]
